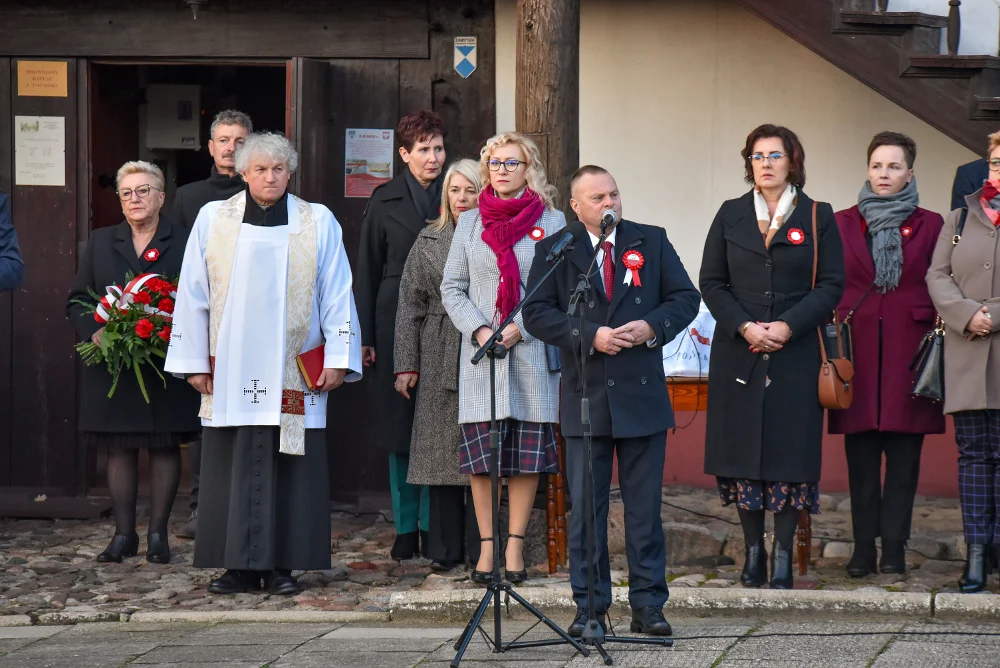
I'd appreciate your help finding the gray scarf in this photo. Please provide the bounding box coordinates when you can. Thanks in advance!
[404,168,444,222]
[856,177,919,292]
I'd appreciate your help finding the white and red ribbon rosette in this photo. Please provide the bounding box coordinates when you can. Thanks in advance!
[94,273,176,323]
[622,249,644,287]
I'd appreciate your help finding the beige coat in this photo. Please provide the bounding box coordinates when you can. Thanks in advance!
[926,191,1000,414]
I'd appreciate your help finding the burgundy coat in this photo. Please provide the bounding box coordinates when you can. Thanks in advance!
[828,205,946,435]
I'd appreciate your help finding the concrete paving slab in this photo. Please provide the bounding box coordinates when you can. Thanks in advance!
[566,649,722,668]
[0,656,131,668]
[130,644,296,664]
[720,621,902,664]
[269,650,428,668]
[0,626,68,639]
[0,616,32,628]
[422,638,580,663]
[161,622,336,646]
[297,637,451,653]
[130,610,386,624]
[932,593,1000,620]
[122,664,266,668]
[0,638,43,655]
[872,639,1000,667]
[899,621,1000,644]
[320,626,465,639]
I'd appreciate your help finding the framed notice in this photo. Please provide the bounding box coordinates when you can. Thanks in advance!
[15,116,66,187]
[345,129,394,198]
[17,61,68,97]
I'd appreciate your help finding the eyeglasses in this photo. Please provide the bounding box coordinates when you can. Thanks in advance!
[749,152,787,163]
[989,159,1000,169]
[117,184,160,201]
[487,159,524,172]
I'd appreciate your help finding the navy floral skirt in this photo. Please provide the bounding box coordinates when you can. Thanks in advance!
[717,478,820,514]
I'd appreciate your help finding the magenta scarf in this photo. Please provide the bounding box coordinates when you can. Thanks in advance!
[478,185,545,323]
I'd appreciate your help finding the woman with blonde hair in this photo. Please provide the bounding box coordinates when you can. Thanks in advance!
[441,133,564,583]
[395,159,484,571]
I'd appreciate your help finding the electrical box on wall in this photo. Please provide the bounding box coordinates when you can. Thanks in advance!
[145,84,201,150]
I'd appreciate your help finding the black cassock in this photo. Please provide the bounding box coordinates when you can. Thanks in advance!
[193,192,331,572]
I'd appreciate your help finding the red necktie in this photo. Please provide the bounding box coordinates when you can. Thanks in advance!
[602,241,614,302]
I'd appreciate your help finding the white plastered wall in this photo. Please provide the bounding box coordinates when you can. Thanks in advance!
[495,0,979,279]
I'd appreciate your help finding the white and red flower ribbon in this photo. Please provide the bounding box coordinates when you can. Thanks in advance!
[529,226,545,241]
[94,273,176,324]
[622,250,644,287]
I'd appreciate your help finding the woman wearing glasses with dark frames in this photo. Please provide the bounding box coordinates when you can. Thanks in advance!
[699,124,844,590]
[66,161,200,564]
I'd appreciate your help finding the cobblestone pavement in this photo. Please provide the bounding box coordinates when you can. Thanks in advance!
[1,618,1000,667]
[0,487,988,621]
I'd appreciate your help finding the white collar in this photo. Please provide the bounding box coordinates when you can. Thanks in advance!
[588,227,617,250]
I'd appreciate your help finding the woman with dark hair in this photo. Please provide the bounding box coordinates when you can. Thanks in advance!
[699,124,845,589]
[357,110,446,560]
[830,131,945,578]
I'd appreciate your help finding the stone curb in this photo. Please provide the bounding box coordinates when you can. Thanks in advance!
[35,610,124,625]
[0,615,33,627]
[127,610,391,624]
[388,585,935,621]
[933,593,1000,620]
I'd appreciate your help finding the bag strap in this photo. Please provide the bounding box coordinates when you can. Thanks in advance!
[843,282,875,324]
[953,207,968,246]
[812,202,832,365]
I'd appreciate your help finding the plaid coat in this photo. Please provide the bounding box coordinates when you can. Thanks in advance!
[441,207,565,424]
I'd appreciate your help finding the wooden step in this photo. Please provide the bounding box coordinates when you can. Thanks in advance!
[904,55,1000,78]
[835,11,947,35]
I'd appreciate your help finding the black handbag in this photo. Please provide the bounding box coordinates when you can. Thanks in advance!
[910,316,945,402]
[822,282,874,363]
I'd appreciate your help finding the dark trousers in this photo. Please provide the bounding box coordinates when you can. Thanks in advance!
[426,485,480,564]
[187,438,202,511]
[844,431,924,543]
[566,431,667,613]
[954,410,1000,545]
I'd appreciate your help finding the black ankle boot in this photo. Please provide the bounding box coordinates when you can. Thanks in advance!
[740,541,768,587]
[390,531,419,561]
[97,533,139,563]
[879,539,906,575]
[146,533,170,564]
[959,544,989,593]
[769,541,793,589]
[846,540,877,578]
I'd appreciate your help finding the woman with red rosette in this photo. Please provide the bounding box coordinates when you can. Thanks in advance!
[66,161,200,564]
[441,132,564,584]
[830,132,945,579]
[700,124,845,590]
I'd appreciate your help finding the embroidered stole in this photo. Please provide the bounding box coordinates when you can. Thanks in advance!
[199,191,318,455]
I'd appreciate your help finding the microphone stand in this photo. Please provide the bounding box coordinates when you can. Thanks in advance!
[451,248,588,667]
[569,220,673,664]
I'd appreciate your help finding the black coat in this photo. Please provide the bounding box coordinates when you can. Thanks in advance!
[699,191,844,482]
[950,158,988,211]
[523,219,701,439]
[66,219,202,434]
[356,173,428,452]
[170,167,245,228]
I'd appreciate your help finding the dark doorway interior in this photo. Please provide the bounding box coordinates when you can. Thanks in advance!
[88,62,286,231]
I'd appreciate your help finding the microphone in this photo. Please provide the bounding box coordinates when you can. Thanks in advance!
[600,209,618,232]
[544,229,577,264]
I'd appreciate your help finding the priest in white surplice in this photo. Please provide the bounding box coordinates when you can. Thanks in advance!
[166,132,361,596]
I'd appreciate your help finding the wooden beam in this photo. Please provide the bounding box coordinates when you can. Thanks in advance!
[515,0,580,215]
[0,1,428,59]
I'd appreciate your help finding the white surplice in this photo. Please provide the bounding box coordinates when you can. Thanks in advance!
[165,195,362,430]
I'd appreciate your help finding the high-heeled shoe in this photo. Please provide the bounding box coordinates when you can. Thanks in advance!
[504,534,528,584]
[146,533,171,564]
[96,533,139,563]
[740,540,768,587]
[769,540,793,590]
[470,537,495,585]
[959,543,990,593]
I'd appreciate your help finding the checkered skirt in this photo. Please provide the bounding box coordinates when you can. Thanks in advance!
[459,419,560,477]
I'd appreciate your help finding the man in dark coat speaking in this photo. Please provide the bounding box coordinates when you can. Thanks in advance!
[169,109,252,539]
[523,165,700,637]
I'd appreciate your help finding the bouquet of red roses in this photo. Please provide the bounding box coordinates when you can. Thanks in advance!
[73,273,178,403]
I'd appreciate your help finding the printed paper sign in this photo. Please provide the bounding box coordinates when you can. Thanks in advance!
[15,116,66,186]
[345,129,394,198]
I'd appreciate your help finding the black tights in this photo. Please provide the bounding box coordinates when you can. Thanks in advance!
[737,506,802,550]
[106,447,181,537]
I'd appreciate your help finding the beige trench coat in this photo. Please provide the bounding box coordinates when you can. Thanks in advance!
[926,191,1000,414]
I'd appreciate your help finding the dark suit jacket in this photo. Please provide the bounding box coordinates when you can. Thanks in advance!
[523,219,700,439]
[0,193,24,291]
[66,218,201,434]
[951,158,988,211]
[169,166,245,228]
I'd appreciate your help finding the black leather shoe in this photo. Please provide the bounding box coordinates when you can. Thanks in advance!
[959,544,989,593]
[430,560,459,572]
[630,606,672,636]
[420,530,430,559]
[769,542,793,589]
[266,569,301,596]
[879,539,906,575]
[470,537,495,585]
[208,570,262,595]
[568,608,607,638]
[504,534,528,584]
[740,541,768,586]
[146,533,170,564]
[96,533,139,563]
[846,540,877,578]
[390,531,419,561]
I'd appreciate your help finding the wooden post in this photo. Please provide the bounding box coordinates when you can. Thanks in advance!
[797,509,812,576]
[947,0,961,56]
[515,0,580,217]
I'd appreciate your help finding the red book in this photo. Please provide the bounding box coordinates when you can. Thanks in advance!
[296,345,325,391]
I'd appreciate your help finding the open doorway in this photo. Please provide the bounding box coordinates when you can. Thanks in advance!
[88,62,287,231]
